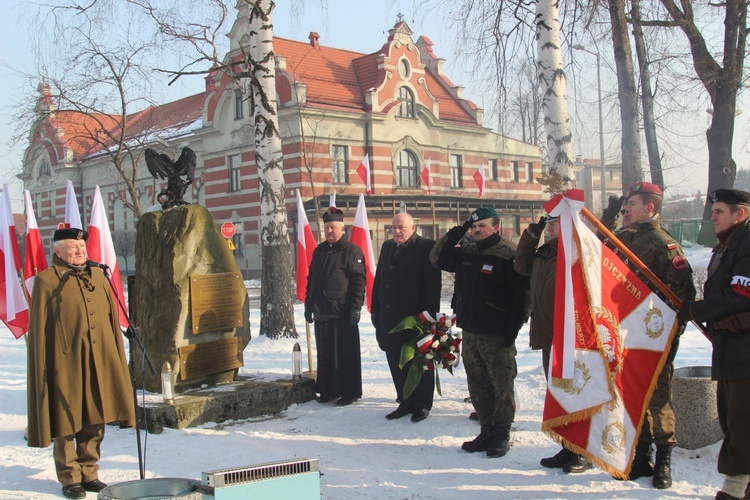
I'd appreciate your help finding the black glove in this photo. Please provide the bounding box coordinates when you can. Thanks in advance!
[350,309,361,326]
[676,302,692,324]
[527,216,548,238]
[371,313,380,331]
[601,195,624,229]
[304,307,314,324]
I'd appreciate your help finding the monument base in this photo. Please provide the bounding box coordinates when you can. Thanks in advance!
[136,375,316,434]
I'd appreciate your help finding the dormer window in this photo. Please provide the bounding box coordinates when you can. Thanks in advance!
[398,86,415,118]
[399,59,411,79]
[36,156,51,179]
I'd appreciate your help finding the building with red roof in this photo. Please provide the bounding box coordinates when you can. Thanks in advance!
[20,7,543,276]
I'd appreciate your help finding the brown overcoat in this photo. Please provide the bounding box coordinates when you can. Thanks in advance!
[27,256,135,448]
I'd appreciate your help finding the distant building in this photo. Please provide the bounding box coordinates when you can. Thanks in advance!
[571,156,623,213]
[20,5,544,276]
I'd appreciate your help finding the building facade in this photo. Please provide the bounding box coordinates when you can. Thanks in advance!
[21,7,544,276]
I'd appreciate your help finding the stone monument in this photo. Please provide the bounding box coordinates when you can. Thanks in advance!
[131,204,252,393]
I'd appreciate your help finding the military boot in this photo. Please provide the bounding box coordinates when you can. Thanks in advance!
[486,426,510,458]
[653,444,673,489]
[461,425,493,453]
[628,441,655,480]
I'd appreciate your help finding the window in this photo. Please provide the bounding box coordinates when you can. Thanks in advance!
[450,154,463,188]
[37,159,51,179]
[526,162,534,183]
[234,89,244,120]
[399,59,411,79]
[514,215,521,236]
[418,225,434,240]
[490,159,498,181]
[511,161,520,182]
[228,154,241,191]
[397,149,418,187]
[398,87,415,118]
[332,145,348,184]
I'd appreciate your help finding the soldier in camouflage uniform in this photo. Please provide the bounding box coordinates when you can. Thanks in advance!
[612,182,696,489]
[431,207,530,458]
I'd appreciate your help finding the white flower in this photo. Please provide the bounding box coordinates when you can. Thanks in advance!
[432,340,440,349]
[450,345,456,352]
[445,318,453,328]
[425,353,434,360]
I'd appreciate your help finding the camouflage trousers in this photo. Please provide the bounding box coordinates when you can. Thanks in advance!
[462,331,517,428]
[640,360,676,446]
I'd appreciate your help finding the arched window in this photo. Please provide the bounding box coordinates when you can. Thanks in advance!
[398,87,415,118]
[397,149,418,188]
[36,157,51,179]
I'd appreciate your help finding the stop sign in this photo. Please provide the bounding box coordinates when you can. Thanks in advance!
[220,222,236,239]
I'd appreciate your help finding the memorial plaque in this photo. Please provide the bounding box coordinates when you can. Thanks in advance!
[178,336,243,381]
[190,272,245,334]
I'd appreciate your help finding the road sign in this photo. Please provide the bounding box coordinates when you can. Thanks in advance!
[221,222,236,239]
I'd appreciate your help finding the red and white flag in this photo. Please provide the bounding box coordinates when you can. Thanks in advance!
[541,189,679,478]
[0,185,29,338]
[65,179,82,229]
[421,159,431,194]
[473,163,486,198]
[23,190,48,296]
[356,154,372,195]
[329,191,336,209]
[350,194,376,312]
[295,190,317,302]
[87,186,129,329]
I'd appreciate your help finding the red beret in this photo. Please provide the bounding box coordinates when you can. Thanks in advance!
[625,182,662,199]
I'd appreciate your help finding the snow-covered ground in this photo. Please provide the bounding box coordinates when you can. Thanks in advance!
[0,246,725,499]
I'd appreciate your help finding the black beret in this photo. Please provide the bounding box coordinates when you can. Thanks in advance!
[322,207,344,223]
[54,227,88,242]
[709,189,750,205]
[470,206,498,222]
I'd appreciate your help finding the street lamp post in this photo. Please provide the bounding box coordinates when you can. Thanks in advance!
[573,44,606,210]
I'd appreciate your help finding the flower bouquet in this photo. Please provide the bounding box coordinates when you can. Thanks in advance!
[389,311,462,398]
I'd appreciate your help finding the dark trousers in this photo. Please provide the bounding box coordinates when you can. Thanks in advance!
[717,378,750,476]
[386,348,434,411]
[53,423,105,486]
[314,318,362,400]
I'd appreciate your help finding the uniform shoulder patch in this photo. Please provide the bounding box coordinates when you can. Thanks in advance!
[672,255,688,270]
[667,242,677,250]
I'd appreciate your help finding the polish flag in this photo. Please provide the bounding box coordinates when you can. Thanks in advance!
[87,186,128,328]
[473,164,486,198]
[329,191,336,209]
[542,189,679,479]
[295,190,317,302]
[356,154,372,195]
[23,190,48,296]
[421,159,431,194]
[0,185,29,338]
[64,179,83,229]
[350,194,376,312]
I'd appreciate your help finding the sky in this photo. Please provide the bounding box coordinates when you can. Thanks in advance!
[0,245,729,499]
[1,0,748,211]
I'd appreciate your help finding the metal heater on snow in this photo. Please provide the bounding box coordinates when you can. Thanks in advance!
[201,458,320,499]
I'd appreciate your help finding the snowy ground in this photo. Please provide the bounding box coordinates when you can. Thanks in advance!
[0,246,726,499]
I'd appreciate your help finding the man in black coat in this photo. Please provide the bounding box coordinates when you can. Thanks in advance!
[305,207,366,406]
[678,189,750,500]
[372,213,441,423]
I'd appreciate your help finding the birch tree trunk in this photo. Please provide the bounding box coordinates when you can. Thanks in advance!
[536,0,574,183]
[248,0,297,339]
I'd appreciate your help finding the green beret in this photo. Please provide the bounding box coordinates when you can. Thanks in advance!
[470,206,498,222]
[54,227,88,242]
[709,189,750,205]
[322,207,344,223]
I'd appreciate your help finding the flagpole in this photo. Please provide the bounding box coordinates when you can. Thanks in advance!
[304,321,315,379]
[581,206,708,337]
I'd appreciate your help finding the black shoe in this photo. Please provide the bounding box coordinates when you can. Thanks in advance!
[411,409,430,423]
[386,405,411,420]
[82,479,108,492]
[462,425,493,453]
[469,411,478,421]
[563,454,593,474]
[62,484,86,499]
[336,397,357,406]
[540,447,576,468]
[316,395,332,403]
[486,426,510,458]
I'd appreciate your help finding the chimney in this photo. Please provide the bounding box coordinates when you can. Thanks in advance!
[308,32,320,49]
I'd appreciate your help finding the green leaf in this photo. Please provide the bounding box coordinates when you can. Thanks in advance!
[435,369,442,397]
[399,341,417,369]
[403,362,424,399]
[389,315,421,334]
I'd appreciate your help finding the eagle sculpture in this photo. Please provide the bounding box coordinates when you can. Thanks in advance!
[145,147,197,209]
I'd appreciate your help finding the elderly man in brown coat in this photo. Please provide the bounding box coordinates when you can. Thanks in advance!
[27,228,135,499]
